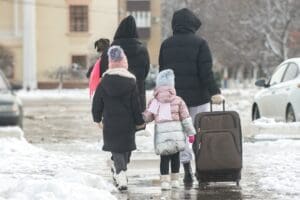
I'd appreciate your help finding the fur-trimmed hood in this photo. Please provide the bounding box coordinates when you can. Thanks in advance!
[101,68,136,97]
[103,68,135,79]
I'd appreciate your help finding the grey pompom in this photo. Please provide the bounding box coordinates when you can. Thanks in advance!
[108,45,124,61]
[156,69,175,87]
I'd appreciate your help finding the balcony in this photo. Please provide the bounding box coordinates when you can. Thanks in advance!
[126,0,151,39]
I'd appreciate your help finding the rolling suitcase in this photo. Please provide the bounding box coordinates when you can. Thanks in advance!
[192,101,242,186]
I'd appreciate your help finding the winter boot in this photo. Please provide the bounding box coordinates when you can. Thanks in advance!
[160,175,171,190]
[116,171,128,191]
[171,173,180,188]
[183,162,193,185]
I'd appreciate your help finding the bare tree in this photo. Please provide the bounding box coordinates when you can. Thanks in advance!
[242,0,300,62]
[161,0,188,40]
[161,0,300,79]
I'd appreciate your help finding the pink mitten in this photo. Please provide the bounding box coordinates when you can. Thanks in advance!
[188,135,195,143]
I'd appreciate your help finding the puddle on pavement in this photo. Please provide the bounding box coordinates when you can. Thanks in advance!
[113,184,245,200]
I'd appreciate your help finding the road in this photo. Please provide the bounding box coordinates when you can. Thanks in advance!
[19,95,300,200]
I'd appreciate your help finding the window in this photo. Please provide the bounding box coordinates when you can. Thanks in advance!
[128,11,151,28]
[72,55,87,69]
[282,63,299,82]
[69,5,88,32]
[269,64,288,86]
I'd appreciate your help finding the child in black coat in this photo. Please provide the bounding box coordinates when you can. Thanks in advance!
[92,46,145,190]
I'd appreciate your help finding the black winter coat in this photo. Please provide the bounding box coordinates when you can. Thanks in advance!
[100,16,150,110]
[159,8,220,107]
[92,69,144,153]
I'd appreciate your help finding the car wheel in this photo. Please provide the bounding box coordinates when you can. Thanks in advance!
[252,105,260,121]
[286,105,296,122]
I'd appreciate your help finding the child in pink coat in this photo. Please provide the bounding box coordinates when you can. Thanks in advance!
[143,69,196,190]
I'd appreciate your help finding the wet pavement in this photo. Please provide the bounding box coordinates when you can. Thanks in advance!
[21,97,300,200]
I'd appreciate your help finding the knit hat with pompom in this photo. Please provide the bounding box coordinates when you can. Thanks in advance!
[156,69,175,87]
[108,45,128,69]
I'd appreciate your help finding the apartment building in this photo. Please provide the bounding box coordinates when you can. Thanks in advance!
[0,0,162,89]
[0,0,118,89]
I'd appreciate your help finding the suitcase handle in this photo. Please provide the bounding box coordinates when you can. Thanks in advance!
[210,99,225,112]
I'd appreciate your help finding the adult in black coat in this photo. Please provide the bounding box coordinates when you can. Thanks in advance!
[100,16,150,110]
[159,8,223,107]
[159,8,224,185]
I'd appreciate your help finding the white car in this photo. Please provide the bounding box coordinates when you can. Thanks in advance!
[252,58,300,122]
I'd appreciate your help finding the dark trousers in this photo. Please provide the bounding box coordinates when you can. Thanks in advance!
[160,152,180,175]
[111,152,131,174]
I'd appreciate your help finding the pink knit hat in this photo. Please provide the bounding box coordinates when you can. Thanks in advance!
[108,45,128,69]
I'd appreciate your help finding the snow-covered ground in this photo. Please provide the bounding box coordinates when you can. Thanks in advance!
[1,88,297,199]
[1,126,299,200]
[244,139,300,200]
[0,127,116,200]
[17,89,89,101]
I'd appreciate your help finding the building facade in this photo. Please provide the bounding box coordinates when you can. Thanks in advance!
[0,0,118,89]
[118,0,161,67]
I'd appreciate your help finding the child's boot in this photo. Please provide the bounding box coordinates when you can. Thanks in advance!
[171,173,180,188]
[160,174,171,190]
[116,170,128,191]
[183,162,193,185]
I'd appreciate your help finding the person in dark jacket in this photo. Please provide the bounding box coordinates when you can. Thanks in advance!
[159,8,224,185]
[92,46,145,191]
[86,38,110,79]
[100,15,150,110]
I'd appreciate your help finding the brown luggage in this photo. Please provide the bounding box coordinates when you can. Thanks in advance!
[193,101,242,186]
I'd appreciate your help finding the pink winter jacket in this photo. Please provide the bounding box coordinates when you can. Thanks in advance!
[143,86,196,155]
[144,86,189,123]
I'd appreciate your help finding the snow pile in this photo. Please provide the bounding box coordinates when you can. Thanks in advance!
[0,127,24,139]
[2,170,116,200]
[251,117,300,138]
[17,89,89,101]
[245,140,300,198]
[0,131,116,200]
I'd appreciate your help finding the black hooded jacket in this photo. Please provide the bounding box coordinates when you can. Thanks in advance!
[159,8,220,107]
[92,70,144,153]
[100,16,150,110]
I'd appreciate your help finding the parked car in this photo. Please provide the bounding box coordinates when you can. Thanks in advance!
[0,70,23,127]
[252,58,300,122]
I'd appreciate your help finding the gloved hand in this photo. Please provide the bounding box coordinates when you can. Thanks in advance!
[211,94,225,105]
[136,123,146,131]
[188,135,195,143]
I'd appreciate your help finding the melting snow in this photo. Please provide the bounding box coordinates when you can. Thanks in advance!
[0,128,116,200]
